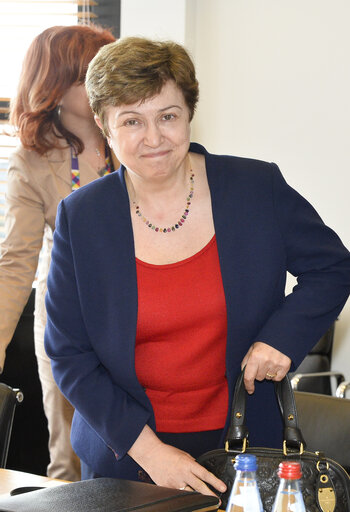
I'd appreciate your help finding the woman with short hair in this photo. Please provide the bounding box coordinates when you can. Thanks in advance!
[45,37,350,494]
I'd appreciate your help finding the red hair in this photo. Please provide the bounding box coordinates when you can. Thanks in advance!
[10,24,115,155]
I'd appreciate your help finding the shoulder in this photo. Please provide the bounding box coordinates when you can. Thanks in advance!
[57,169,132,246]
[7,145,46,192]
[9,144,42,167]
[190,142,276,173]
[65,167,122,199]
[62,167,127,219]
[9,144,69,171]
[190,142,280,190]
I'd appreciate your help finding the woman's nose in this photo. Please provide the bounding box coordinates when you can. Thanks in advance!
[143,122,163,147]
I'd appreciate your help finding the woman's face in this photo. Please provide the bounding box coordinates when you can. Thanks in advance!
[60,83,93,121]
[103,80,191,180]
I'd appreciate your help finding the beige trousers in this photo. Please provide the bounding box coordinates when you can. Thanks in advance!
[34,319,81,481]
[34,231,80,481]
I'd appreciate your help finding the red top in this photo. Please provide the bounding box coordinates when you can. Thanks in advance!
[135,235,228,432]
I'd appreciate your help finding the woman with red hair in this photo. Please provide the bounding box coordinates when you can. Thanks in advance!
[0,24,117,481]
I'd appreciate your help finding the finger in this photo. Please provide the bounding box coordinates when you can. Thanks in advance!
[202,470,227,494]
[273,367,289,381]
[187,472,225,497]
[243,360,259,394]
[188,463,227,495]
[179,484,193,491]
[265,369,278,380]
[187,476,218,497]
[241,347,253,370]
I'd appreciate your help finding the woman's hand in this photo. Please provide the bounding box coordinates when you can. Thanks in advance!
[241,341,291,394]
[128,425,226,496]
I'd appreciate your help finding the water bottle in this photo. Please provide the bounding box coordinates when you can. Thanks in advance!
[272,461,306,512]
[226,453,263,512]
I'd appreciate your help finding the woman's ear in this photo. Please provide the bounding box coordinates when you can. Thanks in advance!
[94,115,111,146]
[94,114,112,148]
[94,115,104,132]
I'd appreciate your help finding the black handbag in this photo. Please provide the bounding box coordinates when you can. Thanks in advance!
[197,369,350,512]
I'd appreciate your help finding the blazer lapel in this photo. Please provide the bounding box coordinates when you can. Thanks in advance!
[205,150,247,373]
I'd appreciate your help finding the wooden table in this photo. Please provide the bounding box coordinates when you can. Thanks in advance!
[0,468,68,496]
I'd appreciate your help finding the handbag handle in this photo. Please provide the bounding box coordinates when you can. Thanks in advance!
[225,368,306,454]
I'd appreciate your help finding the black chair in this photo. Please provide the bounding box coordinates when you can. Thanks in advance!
[294,390,350,474]
[291,323,340,394]
[291,370,345,394]
[0,382,23,468]
[1,288,50,475]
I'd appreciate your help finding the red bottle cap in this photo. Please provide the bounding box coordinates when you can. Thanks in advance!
[278,461,302,479]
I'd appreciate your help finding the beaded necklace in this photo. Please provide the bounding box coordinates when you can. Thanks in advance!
[70,143,112,190]
[133,170,194,233]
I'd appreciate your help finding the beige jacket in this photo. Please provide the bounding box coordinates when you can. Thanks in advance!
[0,144,117,369]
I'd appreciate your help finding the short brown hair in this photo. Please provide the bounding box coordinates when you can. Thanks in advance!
[10,24,115,155]
[85,37,199,135]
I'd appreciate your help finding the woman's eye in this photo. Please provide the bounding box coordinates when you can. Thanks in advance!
[124,119,139,126]
[162,113,176,121]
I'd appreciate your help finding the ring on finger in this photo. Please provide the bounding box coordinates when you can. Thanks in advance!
[266,372,277,379]
[180,485,194,492]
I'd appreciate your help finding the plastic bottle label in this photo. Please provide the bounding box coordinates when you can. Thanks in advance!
[228,486,262,512]
[274,491,305,511]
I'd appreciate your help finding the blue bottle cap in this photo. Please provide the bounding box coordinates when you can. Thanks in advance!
[234,454,258,471]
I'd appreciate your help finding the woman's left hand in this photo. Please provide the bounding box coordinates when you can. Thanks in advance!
[241,341,291,394]
[128,425,226,496]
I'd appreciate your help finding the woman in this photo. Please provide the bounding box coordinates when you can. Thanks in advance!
[0,24,117,481]
[44,37,350,494]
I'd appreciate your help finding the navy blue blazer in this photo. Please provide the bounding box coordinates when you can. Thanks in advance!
[45,142,350,479]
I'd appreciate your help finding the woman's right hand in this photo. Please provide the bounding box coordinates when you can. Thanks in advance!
[128,425,226,497]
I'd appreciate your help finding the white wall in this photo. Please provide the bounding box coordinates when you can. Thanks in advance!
[120,0,350,379]
[191,0,350,379]
[121,0,187,43]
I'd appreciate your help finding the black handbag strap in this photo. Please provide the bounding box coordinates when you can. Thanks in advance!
[225,368,306,453]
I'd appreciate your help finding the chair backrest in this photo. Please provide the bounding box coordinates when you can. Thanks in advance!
[293,323,335,394]
[0,383,23,468]
[1,287,50,475]
[294,390,350,473]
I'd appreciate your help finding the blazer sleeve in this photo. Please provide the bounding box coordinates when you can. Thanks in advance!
[44,200,151,460]
[0,151,45,365]
[255,163,350,367]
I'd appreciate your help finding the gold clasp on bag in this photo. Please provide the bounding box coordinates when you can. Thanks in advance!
[283,440,304,456]
[317,486,336,512]
[317,460,330,472]
[316,458,336,512]
[225,437,247,453]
